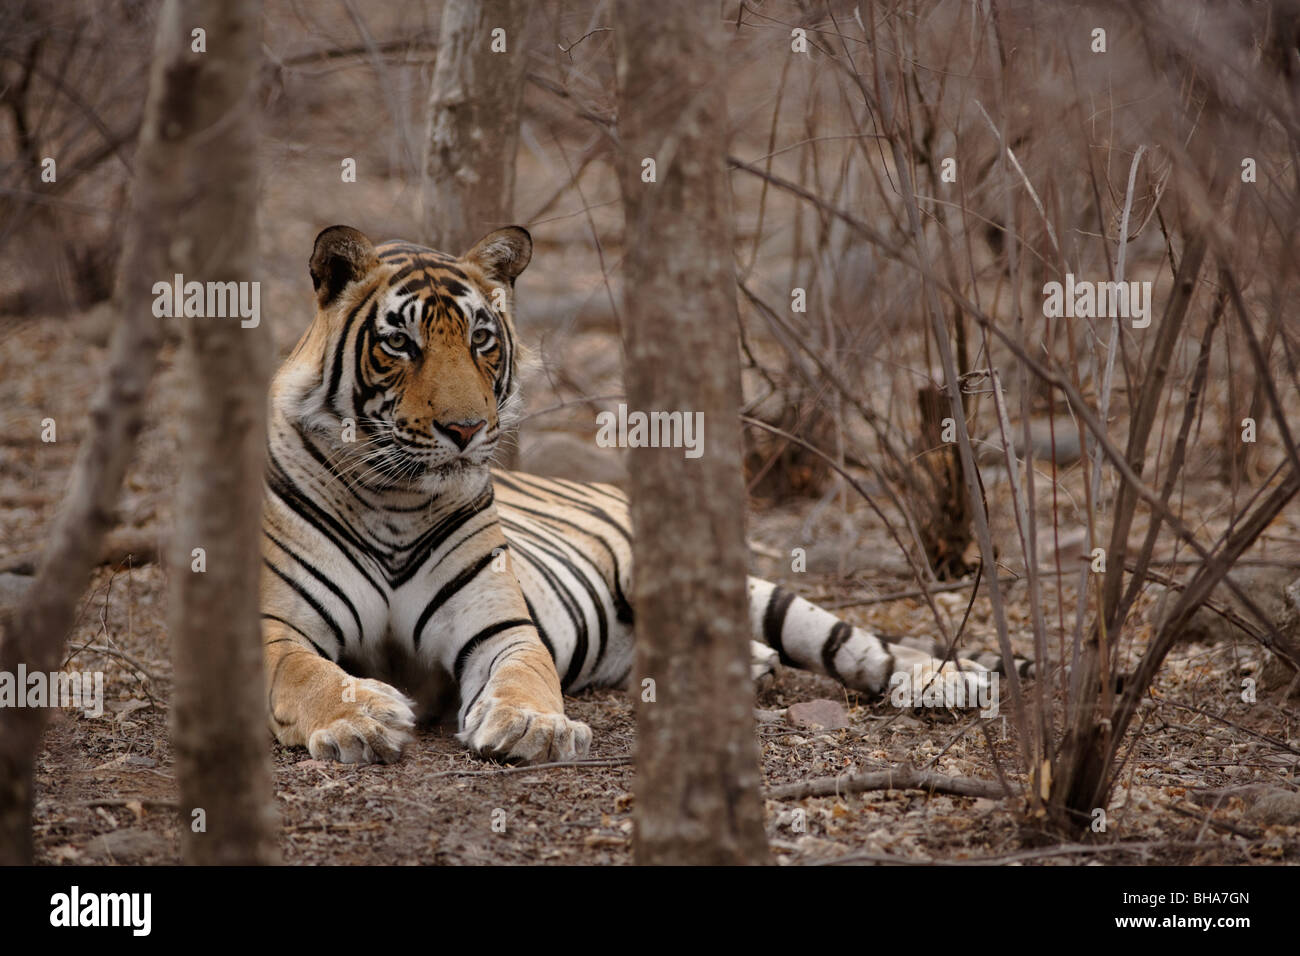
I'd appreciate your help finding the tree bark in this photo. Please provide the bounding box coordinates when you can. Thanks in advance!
[421,0,531,470]
[0,0,222,865]
[614,0,770,865]
[913,383,974,579]
[160,0,278,864]
[421,0,531,254]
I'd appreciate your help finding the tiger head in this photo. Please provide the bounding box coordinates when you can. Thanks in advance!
[276,224,531,494]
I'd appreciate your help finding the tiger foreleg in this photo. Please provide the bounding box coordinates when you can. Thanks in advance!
[454,626,592,764]
[263,619,416,764]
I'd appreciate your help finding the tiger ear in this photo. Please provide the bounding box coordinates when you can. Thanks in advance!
[462,226,532,285]
[309,225,378,307]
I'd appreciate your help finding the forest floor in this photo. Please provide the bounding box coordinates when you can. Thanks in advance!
[2,295,1298,866]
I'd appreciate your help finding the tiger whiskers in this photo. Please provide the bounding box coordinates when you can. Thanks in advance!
[319,436,399,495]
[351,447,419,490]
[316,416,410,492]
[322,435,417,495]
[487,432,520,469]
[495,391,525,431]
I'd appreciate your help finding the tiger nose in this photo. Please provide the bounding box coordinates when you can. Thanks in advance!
[435,419,486,450]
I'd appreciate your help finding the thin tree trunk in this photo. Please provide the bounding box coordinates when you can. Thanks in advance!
[421,0,532,469]
[0,0,192,865]
[614,0,770,865]
[161,0,278,865]
[0,247,162,864]
[421,0,531,253]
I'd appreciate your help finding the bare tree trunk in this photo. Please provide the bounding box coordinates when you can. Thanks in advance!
[421,0,532,470]
[913,383,974,579]
[421,0,531,253]
[161,0,278,865]
[614,0,769,865]
[0,254,161,864]
[0,0,205,865]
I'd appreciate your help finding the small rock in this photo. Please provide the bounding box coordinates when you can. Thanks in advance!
[86,828,169,863]
[887,715,924,731]
[1026,420,1082,464]
[795,836,849,859]
[1152,567,1300,647]
[519,431,626,486]
[106,699,151,718]
[975,417,1081,466]
[1260,655,1300,697]
[787,698,849,731]
[801,542,889,575]
[1250,789,1300,826]
[92,753,157,771]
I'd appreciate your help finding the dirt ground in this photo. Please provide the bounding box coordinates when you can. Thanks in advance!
[17,562,1300,866]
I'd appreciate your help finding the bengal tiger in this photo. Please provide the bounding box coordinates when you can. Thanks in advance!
[260,224,1003,766]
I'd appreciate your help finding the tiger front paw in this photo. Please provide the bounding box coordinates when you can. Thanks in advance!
[458,697,592,764]
[306,678,417,765]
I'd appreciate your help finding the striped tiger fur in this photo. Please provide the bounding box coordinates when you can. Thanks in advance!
[260,224,1003,766]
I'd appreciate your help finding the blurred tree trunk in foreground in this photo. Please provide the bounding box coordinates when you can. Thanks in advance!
[0,0,275,864]
[615,0,770,865]
[421,0,532,468]
[162,0,278,864]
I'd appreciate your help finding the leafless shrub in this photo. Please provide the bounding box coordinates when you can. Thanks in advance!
[0,0,154,312]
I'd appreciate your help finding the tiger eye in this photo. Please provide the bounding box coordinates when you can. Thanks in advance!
[471,328,493,348]
[384,332,408,350]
